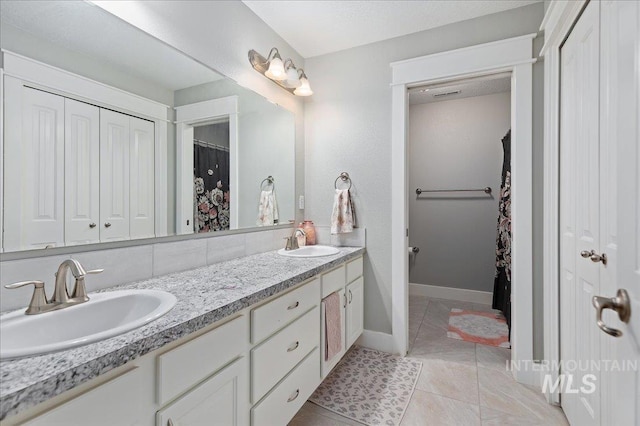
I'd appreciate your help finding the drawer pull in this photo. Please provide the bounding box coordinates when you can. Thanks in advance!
[287,341,300,352]
[344,293,347,308]
[168,419,174,426]
[349,289,353,304]
[287,389,300,403]
[287,301,300,310]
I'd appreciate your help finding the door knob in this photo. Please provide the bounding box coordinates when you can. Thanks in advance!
[104,222,111,228]
[89,223,96,228]
[592,289,631,337]
[590,251,607,265]
[580,250,592,258]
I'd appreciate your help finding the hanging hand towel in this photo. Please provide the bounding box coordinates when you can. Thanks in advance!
[331,189,357,234]
[323,292,342,361]
[256,189,279,226]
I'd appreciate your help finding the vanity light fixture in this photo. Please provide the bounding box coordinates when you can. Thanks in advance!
[249,48,313,96]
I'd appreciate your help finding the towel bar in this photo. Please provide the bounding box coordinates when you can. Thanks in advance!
[415,187,491,195]
[334,172,352,190]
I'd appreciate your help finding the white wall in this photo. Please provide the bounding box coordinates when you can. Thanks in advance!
[304,3,545,358]
[408,92,510,292]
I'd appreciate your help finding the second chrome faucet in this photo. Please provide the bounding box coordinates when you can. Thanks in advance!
[5,259,103,315]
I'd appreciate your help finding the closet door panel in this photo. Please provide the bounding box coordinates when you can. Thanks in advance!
[100,109,130,242]
[129,117,155,239]
[65,99,100,245]
[559,2,601,424]
[4,85,65,251]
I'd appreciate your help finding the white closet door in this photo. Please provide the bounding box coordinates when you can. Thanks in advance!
[129,117,155,239]
[3,83,65,251]
[560,1,601,425]
[600,1,640,424]
[100,109,130,242]
[65,99,100,245]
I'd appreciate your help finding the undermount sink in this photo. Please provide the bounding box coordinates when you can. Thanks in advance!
[0,289,177,360]
[277,245,340,258]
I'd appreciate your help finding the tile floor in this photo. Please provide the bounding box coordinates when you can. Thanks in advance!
[289,296,569,426]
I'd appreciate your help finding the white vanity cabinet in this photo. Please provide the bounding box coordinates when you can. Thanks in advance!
[8,255,365,426]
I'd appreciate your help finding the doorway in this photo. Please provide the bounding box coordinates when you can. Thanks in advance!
[390,34,537,386]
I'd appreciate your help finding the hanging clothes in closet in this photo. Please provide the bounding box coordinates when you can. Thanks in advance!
[492,129,512,334]
[194,143,230,232]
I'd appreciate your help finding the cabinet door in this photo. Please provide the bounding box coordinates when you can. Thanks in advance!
[26,367,142,426]
[346,276,364,348]
[65,99,100,245]
[4,83,65,251]
[130,117,155,239]
[100,109,130,241]
[156,357,249,426]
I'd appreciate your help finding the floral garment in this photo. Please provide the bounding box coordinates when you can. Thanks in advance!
[492,130,512,335]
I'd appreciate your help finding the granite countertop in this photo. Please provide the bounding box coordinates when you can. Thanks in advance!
[0,246,365,420]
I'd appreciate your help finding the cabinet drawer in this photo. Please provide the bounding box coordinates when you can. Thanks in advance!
[251,348,320,426]
[321,264,346,298]
[156,357,248,426]
[26,367,141,426]
[251,306,319,403]
[157,315,247,405]
[346,256,363,283]
[251,277,320,344]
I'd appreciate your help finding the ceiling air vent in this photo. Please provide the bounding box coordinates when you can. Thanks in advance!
[433,90,461,98]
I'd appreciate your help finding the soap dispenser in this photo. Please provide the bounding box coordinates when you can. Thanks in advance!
[302,220,316,245]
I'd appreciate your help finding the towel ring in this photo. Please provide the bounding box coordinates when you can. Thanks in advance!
[334,172,352,190]
[260,176,275,191]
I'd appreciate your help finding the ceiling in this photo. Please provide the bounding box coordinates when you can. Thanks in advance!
[409,76,511,105]
[242,0,542,58]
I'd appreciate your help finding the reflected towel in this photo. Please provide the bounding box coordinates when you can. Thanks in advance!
[256,189,279,226]
[323,292,342,361]
[331,189,357,234]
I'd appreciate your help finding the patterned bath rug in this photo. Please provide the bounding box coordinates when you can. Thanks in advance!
[309,345,422,426]
[447,308,510,348]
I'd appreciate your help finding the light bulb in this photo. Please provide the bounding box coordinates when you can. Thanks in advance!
[281,66,301,88]
[265,56,286,81]
[294,76,313,96]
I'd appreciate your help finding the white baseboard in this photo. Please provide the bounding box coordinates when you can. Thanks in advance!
[356,330,396,354]
[409,283,493,305]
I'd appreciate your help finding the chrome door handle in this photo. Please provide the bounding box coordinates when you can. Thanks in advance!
[89,223,96,228]
[592,289,631,337]
[580,250,592,258]
[590,252,607,265]
[104,222,112,228]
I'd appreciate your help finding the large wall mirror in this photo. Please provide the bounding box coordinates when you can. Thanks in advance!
[0,1,295,254]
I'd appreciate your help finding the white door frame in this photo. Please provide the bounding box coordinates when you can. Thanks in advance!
[390,34,537,385]
[175,96,239,234]
[539,0,588,404]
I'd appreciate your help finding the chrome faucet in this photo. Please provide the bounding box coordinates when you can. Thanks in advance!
[4,259,104,315]
[284,228,306,251]
[52,259,86,304]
